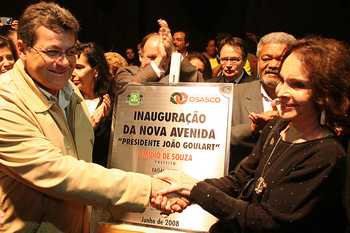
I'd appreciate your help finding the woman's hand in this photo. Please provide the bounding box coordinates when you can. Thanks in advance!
[150,176,191,214]
[154,170,198,197]
[91,94,111,128]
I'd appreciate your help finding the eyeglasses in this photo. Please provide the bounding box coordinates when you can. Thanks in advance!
[220,56,242,64]
[30,46,77,62]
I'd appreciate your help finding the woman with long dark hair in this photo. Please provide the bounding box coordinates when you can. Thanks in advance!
[71,42,112,167]
[154,36,350,233]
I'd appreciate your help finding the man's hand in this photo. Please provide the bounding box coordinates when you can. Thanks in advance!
[152,169,197,213]
[154,170,198,197]
[150,177,190,214]
[155,19,174,72]
[249,100,279,133]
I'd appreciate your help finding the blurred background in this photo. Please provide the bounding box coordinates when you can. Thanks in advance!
[1,0,349,52]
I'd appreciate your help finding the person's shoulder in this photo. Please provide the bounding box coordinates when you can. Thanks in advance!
[0,71,24,111]
[0,70,17,95]
[116,65,140,75]
[205,76,223,83]
[235,79,260,89]
[316,136,346,157]
[242,71,258,83]
[205,77,217,83]
[0,71,13,85]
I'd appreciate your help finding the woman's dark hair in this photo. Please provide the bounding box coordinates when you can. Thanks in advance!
[187,51,212,80]
[77,42,111,96]
[217,36,247,60]
[282,36,350,133]
[0,35,18,61]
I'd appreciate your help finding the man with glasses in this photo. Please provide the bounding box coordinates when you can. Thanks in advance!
[0,2,182,233]
[207,36,256,84]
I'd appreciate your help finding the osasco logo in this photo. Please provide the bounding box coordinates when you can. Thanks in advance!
[170,92,221,104]
[170,92,188,104]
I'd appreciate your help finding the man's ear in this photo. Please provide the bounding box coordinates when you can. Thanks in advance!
[139,53,143,64]
[17,39,27,60]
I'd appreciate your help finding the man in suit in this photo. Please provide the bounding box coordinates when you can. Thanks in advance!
[0,3,180,233]
[115,21,201,88]
[229,32,296,170]
[173,30,190,57]
[207,36,256,84]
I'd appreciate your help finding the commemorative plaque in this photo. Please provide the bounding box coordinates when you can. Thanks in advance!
[108,83,233,232]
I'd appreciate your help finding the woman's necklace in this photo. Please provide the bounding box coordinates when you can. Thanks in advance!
[254,135,294,195]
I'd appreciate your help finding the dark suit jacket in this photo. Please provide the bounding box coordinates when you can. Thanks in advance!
[114,57,202,92]
[229,80,263,170]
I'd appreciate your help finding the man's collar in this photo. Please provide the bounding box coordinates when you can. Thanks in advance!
[38,82,73,111]
[233,71,244,84]
[11,60,75,113]
[218,70,244,84]
[260,85,273,102]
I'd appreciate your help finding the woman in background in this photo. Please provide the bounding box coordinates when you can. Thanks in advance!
[71,42,112,167]
[0,35,18,74]
[187,52,211,81]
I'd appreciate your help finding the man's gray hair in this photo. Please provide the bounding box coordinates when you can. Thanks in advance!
[256,32,296,57]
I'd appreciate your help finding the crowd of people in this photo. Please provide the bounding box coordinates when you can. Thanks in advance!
[0,2,349,233]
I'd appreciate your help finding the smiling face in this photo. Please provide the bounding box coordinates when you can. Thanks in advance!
[19,26,76,95]
[71,52,97,97]
[276,52,318,123]
[258,43,288,89]
[0,46,15,73]
[173,31,188,54]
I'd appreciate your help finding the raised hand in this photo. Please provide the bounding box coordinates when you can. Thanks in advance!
[156,19,174,71]
[91,94,112,128]
[158,19,174,55]
[249,99,279,133]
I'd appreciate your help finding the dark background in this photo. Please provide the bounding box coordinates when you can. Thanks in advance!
[1,0,350,55]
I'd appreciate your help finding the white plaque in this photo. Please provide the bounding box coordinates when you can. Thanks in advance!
[108,83,233,232]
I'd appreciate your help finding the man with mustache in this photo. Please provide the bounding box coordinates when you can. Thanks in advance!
[229,32,296,171]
